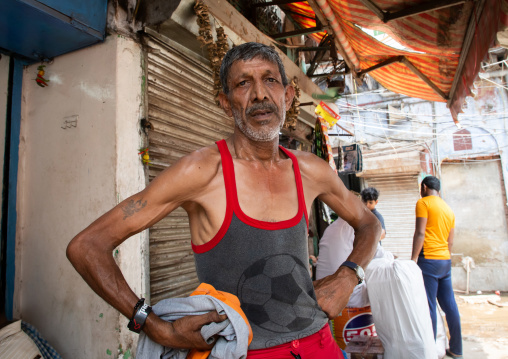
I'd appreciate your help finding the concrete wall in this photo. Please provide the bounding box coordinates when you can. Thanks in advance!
[436,80,508,291]
[15,36,146,357]
[0,54,9,224]
[442,161,508,291]
[338,74,508,291]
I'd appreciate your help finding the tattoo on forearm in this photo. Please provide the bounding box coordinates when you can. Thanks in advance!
[122,199,147,219]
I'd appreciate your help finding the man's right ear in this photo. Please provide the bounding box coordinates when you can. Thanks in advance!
[218,92,233,117]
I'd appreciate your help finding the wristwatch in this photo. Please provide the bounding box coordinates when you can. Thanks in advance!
[127,298,152,334]
[340,261,365,285]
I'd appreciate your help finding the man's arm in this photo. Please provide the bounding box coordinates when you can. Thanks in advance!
[447,227,455,254]
[299,154,381,319]
[66,148,225,349]
[411,217,427,261]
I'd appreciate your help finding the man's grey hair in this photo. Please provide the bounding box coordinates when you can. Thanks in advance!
[220,42,289,94]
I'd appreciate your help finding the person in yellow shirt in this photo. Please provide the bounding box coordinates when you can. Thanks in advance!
[411,176,462,359]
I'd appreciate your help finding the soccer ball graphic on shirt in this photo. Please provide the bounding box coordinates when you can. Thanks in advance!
[237,254,318,333]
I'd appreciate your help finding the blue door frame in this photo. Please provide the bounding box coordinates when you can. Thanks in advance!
[3,57,27,319]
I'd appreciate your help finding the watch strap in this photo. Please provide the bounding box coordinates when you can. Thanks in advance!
[340,260,363,284]
[127,299,152,333]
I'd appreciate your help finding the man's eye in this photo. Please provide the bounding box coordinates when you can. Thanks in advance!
[267,78,276,82]
[238,80,247,86]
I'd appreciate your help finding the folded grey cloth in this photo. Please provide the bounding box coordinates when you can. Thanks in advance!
[136,295,251,359]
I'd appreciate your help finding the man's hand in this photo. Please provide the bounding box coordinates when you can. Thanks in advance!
[313,267,357,319]
[144,311,228,350]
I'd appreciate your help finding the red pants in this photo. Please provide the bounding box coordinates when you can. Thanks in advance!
[247,325,345,359]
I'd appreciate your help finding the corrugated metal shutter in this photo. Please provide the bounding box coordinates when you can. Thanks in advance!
[144,31,234,304]
[365,176,420,260]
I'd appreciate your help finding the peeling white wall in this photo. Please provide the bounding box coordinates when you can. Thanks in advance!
[114,37,149,354]
[16,36,145,357]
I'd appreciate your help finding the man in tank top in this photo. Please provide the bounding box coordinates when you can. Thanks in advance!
[67,42,381,357]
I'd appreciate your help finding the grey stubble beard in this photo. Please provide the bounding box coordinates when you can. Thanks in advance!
[232,101,286,142]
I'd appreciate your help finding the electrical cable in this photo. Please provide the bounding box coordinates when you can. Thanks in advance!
[334,117,508,138]
[335,98,508,122]
[361,142,508,160]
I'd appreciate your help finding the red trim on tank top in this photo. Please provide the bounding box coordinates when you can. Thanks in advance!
[192,140,309,254]
[279,146,309,230]
[192,140,234,254]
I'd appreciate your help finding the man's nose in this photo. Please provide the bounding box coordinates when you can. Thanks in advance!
[251,80,268,102]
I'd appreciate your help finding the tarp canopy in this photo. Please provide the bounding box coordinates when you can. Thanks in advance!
[284,0,506,122]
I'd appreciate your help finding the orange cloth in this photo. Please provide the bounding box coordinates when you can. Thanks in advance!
[186,283,253,359]
[416,195,455,260]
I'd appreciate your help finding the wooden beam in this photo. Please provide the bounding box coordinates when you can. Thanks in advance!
[387,0,467,22]
[283,9,317,21]
[307,51,328,76]
[359,0,467,23]
[355,55,448,100]
[307,0,359,77]
[280,8,303,31]
[296,46,332,52]
[273,26,323,40]
[307,35,332,76]
[308,72,342,78]
[337,123,354,136]
[305,0,330,30]
[401,57,449,100]
[251,0,307,7]
[357,56,404,76]
[358,0,386,22]
[447,0,485,108]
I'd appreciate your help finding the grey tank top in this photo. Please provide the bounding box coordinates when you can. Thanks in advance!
[192,140,328,349]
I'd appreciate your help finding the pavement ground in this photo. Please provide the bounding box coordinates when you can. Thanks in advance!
[452,293,508,359]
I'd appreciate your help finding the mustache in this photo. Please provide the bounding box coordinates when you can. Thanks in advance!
[246,102,278,115]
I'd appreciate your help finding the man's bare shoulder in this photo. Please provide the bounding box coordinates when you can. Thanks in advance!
[184,144,221,166]
[169,143,221,179]
[149,143,223,198]
[285,148,331,178]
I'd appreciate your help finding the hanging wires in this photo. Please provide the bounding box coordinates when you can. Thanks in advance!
[335,116,508,138]
[335,97,508,124]
[374,113,397,153]
[362,141,508,161]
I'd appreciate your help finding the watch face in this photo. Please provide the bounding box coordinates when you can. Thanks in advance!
[357,266,365,281]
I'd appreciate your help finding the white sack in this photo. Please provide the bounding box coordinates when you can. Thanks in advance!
[316,218,395,308]
[436,308,449,359]
[366,258,437,359]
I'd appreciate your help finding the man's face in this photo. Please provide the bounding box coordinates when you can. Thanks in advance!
[364,200,377,210]
[219,57,294,142]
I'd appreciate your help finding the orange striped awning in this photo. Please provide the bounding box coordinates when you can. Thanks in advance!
[284,0,505,122]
